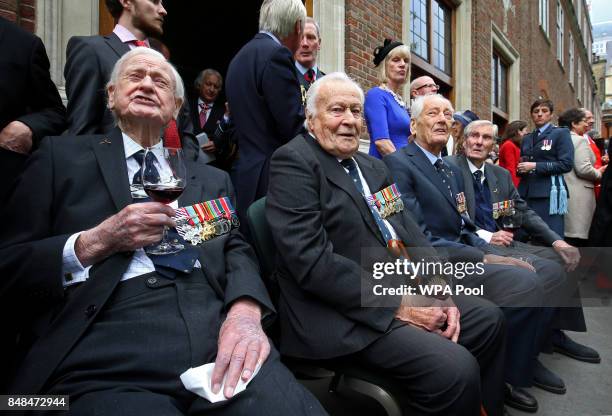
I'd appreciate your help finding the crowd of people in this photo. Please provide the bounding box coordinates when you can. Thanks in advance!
[1,0,611,415]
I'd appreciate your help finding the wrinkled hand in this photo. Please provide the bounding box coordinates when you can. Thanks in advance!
[552,240,581,272]
[75,202,175,267]
[517,161,536,174]
[598,164,608,178]
[489,230,514,246]
[212,298,269,399]
[484,253,535,272]
[202,141,216,154]
[396,298,460,342]
[375,139,397,156]
[0,121,33,154]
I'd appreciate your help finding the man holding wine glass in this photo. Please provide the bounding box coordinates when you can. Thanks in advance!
[0,47,326,415]
[446,120,601,403]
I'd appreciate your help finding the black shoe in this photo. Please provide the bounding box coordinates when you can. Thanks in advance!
[504,383,538,413]
[552,330,601,363]
[532,359,566,394]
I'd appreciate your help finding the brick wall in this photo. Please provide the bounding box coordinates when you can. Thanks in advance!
[0,0,35,32]
[471,0,591,125]
[344,0,404,92]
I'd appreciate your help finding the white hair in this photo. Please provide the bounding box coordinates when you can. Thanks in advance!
[464,120,498,138]
[259,0,306,39]
[410,94,454,121]
[107,47,185,101]
[304,72,365,130]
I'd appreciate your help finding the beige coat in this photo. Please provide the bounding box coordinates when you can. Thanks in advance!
[564,132,601,239]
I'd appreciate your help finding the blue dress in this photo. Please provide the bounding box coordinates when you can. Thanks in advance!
[365,86,411,159]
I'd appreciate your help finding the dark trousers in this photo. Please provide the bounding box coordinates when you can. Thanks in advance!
[45,272,325,416]
[346,295,506,416]
[525,197,564,237]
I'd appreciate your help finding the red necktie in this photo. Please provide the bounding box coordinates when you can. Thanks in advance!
[304,68,315,84]
[133,40,148,47]
[199,103,212,129]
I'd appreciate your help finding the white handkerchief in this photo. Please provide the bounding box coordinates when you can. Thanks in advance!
[180,362,262,403]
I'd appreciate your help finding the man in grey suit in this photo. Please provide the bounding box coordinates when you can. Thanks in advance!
[64,0,194,143]
[384,94,568,413]
[267,72,507,416]
[446,119,600,378]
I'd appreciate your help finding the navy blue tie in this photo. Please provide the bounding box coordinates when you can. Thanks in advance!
[341,158,394,243]
[130,150,198,278]
[472,170,497,232]
[434,159,454,199]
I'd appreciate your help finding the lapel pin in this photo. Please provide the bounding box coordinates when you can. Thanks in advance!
[99,138,111,145]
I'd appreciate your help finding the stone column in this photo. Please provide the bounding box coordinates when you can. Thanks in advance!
[313,0,345,73]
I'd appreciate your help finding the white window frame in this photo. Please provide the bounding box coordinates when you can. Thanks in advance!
[556,1,564,64]
[577,64,582,102]
[539,0,549,36]
[569,33,574,85]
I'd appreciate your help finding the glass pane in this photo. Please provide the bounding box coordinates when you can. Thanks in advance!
[500,61,508,112]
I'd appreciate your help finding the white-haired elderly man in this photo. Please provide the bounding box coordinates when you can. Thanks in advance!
[266,72,507,416]
[0,48,326,416]
[226,0,306,237]
[384,94,572,413]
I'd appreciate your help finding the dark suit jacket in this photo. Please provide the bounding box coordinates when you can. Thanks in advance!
[226,33,304,216]
[384,142,492,263]
[0,128,273,394]
[266,134,439,359]
[0,17,66,202]
[518,124,574,199]
[446,155,562,246]
[64,33,195,143]
[590,163,612,246]
[190,97,236,169]
[191,98,226,137]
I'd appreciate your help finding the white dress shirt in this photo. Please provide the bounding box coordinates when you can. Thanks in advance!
[61,133,196,287]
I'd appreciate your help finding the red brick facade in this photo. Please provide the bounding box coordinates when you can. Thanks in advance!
[0,0,36,32]
[343,0,596,126]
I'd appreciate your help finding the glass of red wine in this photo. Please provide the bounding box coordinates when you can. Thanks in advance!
[501,210,522,235]
[141,146,186,255]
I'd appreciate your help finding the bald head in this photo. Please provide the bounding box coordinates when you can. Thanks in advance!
[410,76,438,99]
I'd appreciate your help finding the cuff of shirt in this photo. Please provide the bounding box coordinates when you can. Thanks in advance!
[476,229,493,243]
[62,232,91,287]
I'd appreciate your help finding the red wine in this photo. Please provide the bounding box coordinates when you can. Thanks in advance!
[143,185,184,203]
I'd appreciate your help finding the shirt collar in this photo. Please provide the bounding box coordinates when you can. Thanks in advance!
[466,158,485,177]
[122,132,163,160]
[259,30,281,46]
[538,123,551,134]
[197,98,214,108]
[113,24,149,46]
[295,61,317,75]
[415,141,442,165]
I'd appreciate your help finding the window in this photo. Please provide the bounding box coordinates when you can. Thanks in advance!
[492,51,509,114]
[577,64,582,102]
[556,1,564,63]
[409,0,454,97]
[539,0,549,36]
[569,33,574,85]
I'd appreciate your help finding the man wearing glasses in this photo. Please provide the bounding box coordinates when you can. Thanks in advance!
[409,75,440,99]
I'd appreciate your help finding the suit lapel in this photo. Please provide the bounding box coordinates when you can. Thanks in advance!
[455,156,477,220]
[306,137,385,245]
[104,32,130,58]
[92,128,132,211]
[534,124,552,146]
[484,164,500,202]
[406,143,456,210]
[179,157,203,206]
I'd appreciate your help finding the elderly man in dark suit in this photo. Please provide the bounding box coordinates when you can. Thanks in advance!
[267,72,507,416]
[0,17,66,204]
[64,0,194,146]
[446,119,600,383]
[226,0,306,233]
[384,94,567,413]
[0,47,325,416]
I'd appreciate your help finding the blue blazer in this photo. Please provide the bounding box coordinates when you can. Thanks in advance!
[384,141,489,262]
[517,124,574,199]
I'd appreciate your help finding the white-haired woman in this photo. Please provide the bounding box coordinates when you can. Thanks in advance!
[364,39,411,159]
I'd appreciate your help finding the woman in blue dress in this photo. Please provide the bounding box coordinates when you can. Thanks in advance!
[365,39,412,159]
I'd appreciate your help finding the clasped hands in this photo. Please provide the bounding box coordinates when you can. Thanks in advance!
[516,161,536,174]
[0,121,33,154]
[396,296,461,343]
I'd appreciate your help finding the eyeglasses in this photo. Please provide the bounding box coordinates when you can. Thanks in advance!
[416,83,440,91]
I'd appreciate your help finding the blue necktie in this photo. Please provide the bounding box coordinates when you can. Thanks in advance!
[434,159,454,199]
[472,170,497,232]
[130,150,198,279]
[341,158,393,243]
